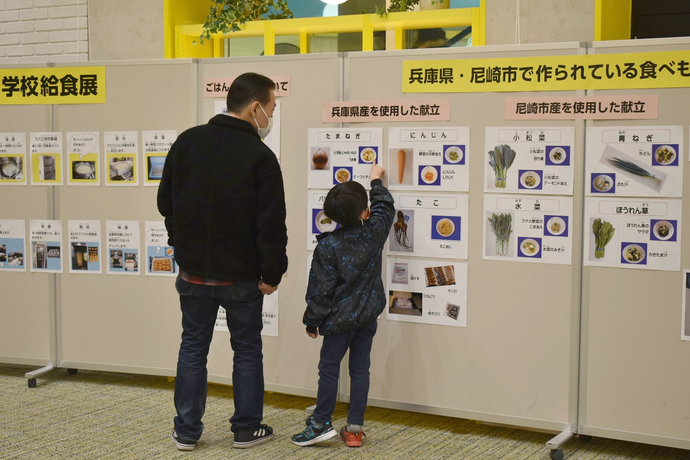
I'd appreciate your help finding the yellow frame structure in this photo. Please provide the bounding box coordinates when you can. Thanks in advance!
[169,7,486,59]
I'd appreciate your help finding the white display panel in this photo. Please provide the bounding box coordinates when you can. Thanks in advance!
[483,194,574,265]
[585,126,683,197]
[386,258,467,327]
[583,197,681,271]
[387,127,470,192]
[388,193,468,260]
[484,126,575,195]
[307,128,382,189]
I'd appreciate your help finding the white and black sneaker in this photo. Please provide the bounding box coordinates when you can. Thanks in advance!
[234,424,274,449]
[172,429,196,451]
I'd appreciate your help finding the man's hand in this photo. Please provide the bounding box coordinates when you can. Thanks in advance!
[370,163,385,181]
[306,330,318,338]
[258,281,278,295]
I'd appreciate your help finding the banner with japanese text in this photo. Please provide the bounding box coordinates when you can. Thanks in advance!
[403,51,690,93]
[0,67,106,104]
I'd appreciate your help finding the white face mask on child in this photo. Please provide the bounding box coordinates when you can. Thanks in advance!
[253,104,273,139]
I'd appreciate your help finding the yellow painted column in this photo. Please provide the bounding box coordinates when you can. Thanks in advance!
[264,21,275,56]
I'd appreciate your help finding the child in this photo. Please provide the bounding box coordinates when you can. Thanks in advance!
[292,164,395,448]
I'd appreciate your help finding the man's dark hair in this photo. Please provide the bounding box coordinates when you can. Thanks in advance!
[226,72,275,113]
[323,181,368,226]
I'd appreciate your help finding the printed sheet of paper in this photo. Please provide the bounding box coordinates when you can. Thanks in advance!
[583,197,681,271]
[387,127,470,192]
[104,132,138,186]
[68,220,101,274]
[105,221,140,275]
[67,132,100,186]
[386,258,467,327]
[216,289,279,337]
[144,221,177,277]
[388,193,468,260]
[142,130,176,187]
[30,132,63,185]
[485,127,575,195]
[307,128,382,189]
[0,133,27,186]
[0,219,26,271]
[30,220,63,273]
[483,194,574,265]
[585,126,683,197]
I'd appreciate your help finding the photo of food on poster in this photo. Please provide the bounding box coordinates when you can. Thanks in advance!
[67,132,100,186]
[68,220,101,274]
[307,128,382,189]
[30,132,63,186]
[387,127,470,192]
[388,193,468,260]
[386,258,467,327]
[144,221,177,277]
[104,132,138,186]
[142,130,176,187]
[0,133,27,186]
[215,289,279,337]
[215,100,281,160]
[484,127,574,195]
[30,219,63,273]
[105,221,140,275]
[0,219,26,271]
[483,194,573,265]
[307,190,341,250]
[583,197,681,271]
[585,126,683,198]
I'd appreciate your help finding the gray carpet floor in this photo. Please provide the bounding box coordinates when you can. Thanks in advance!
[2,364,689,459]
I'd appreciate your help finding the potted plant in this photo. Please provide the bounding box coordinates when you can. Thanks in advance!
[199,0,293,43]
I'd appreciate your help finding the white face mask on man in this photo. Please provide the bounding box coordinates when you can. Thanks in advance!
[253,104,273,139]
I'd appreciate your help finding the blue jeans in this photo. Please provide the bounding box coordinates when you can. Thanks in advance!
[313,320,377,426]
[173,276,265,441]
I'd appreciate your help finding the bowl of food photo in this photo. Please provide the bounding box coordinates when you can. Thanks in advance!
[546,216,566,236]
[520,171,540,189]
[622,244,645,264]
[315,210,337,233]
[549,147,567,164]
[444,146,463,164]
[360,148,376,163]
[653,220,674,241]
[520,238,539,256]
[592,174,613,192]
[420,166,438,184]
[335,168,351,183]
[654,145,676,165]
[435,218,455,238]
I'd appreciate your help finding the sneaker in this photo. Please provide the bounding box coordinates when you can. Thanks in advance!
[292,420,337,446]
[339,426,365,447]
[234,424,274,449]
[172,429,196,451]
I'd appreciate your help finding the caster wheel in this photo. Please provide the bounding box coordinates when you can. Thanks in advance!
[28,378,37,388]
[578,435,592,442]
[67,368,78,375]
[550,448,564,460]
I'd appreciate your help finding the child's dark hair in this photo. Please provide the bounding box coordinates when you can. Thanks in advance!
[323,181,368,226]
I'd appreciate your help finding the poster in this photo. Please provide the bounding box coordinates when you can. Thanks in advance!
[388,193,468,260]
[68,220,101,274]
[484,127,575,195]
[583,197,681,271]
[386,258,467,327]
[142,130,176,186]
[387,127,470,192]
[307,128,383,189]
[0,133,27,185]
[67,132,100,186]
[105,221,140,275]
[215,100,281,159]
[0,219,26,271]
[144,221,177,277]
[29,219,62,273]
[104,131,138,186]
[483,194,574,265]
[306,190,335,250]
[585,126,683,197]
[29,132,63,185]
[215,288,279,337]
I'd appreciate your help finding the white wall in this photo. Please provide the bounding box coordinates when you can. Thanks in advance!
[0,0,88,64]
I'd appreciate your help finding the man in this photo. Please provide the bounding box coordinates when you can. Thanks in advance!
[157,72,288,451]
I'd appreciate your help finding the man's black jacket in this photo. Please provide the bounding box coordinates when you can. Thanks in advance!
[157,114,288,286]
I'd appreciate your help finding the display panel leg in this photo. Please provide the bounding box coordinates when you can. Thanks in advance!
[24,365,54,388]
[546,429,574,460]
